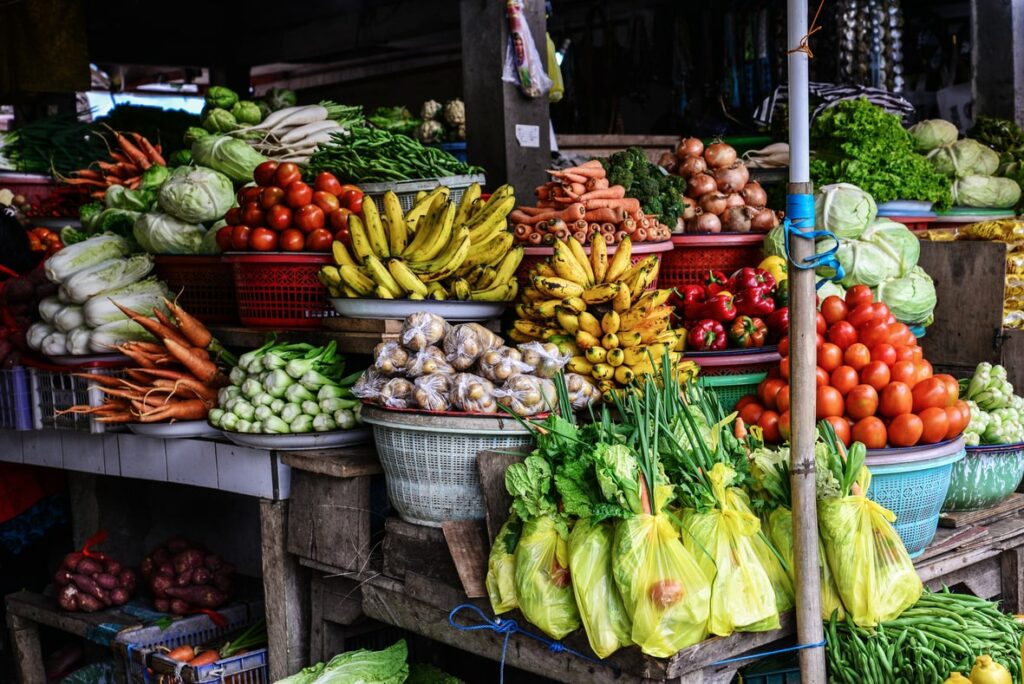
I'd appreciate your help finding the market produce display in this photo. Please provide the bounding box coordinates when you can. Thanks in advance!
[601,147,686,228]
[274,640,411,684]
[677,266,786,351]
[970,115,1024,210]
[64,128,167,201]
[2,113,111,176]
[322,184,521,301]
[943,219,1024,330]
[809,98,952,208]
[742,285,969,447]
[414,99,466,144]
[217,163,363,253]
[158,620,266,669]
[210,340,361,434]
[512,236,694,392]
[54,544,138,613]
[659,137,780,234]
[141,536,235,614]
[960,363,1024,446]
[354,314,600,414]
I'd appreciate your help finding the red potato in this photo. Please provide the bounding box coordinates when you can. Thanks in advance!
[64,552,84,571]
[104,559,122,576]
[97,587,112,607]
[157,563,174,578]
[176,568,194,586]
[120,569,137,593]
[95,573,118,590]
[109,588,129,606]
[152,547,171,565]
[204,554,222,571]
[164,586,228,609]
[76,558,103,576]
[58,585,79,611]
[54,568,73,586]
[173,549,205,575]
[170,599,191,615]
[193,567,212,585]
[140,556,154,578]
[71,574,103,599]
[151,574,173,599]
[153,599,171,612]
[76,593,103,613]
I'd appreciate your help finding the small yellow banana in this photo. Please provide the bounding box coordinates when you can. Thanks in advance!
[614,366,635,385]
[611,284,632,313]
[453,182,482,227]
[592,363,614,381]
[575,330,601,350]
[449,277,472,300]
[514,319,547,338]
[602,332,619,349]
[582,282,621,305]
[532,299,562,318]
[348,214,375,261]
[585,346,607,364]
[362,196,390,257]
[605,236,633,282]
[383,191,408,255]
[590,234,608,282]
[566,236,595,285]
[551,239,589,285]
[601,311,621,335]
[607,348,625,367]
[387,258,429,297]
[339,264,375,295]
[364,254,404,297]
[533,276,585,299]
[555,307,580,333]
[567,356,593,374]
[561,296,586,313]
[577,311,602,337]
[331,241,358,268]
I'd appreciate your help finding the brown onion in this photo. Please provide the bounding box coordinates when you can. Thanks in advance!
[721,206,758,233]
[687,210,721,234]
[682,196,697,220]
[751,207,778,232]
[741,181,768,207]
[714,163,749,193]
[725,193,745,209]
[658,152,678,173]
[704,142,737,168]
[677,137,704,158]
[685,173,717,198]
[678,155,707,179]
[699,192,729,216]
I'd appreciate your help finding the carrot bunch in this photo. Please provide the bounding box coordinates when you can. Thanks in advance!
[58,299,236,424]
[510,160,671,246]
[60,127,166,201]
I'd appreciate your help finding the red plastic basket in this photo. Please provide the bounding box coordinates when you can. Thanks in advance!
[153,256,237,325]
[690,349,781,377]
[517,240,674,288]
[660,234,765,288]
[224,253,335,329]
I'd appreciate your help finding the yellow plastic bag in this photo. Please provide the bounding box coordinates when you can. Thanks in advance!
[727,485,795,614]
[681,463,779,636]
[612,490,711,657]
[545,32,564,104]
[514,515,580,639]
[766,506,844,619]
[818,491,923,627]
[486,517,521,615]
[567,518,632,658]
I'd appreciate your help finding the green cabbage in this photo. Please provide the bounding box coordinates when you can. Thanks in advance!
[815,183,877,239]
[200,221,226,255]
[140,164,171,190]
[860,219,920,276]
[192,135,268,183]
[61,255,154,304]
[836,240,899,288]
[82,277,168,327]
[45,234,132,283]
[203,107,238,133]
[273,640,408,684]
[205,86,239,111]
[927,139,1000,177]
[184,127,210,146]
[817,280,846,301]
[231,100,262,125]
[763,225,787,260]
[952,175,1023,208]
[907,119,959,152]
[88,319,154,352]
[875,266,937,326]
[134,213,207,254]
[157,166,235,223]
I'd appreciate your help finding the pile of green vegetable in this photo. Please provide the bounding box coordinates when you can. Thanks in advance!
[194,86,297,139]
[2,114,111,175]
[273,640,464,684]
[414,99,466,144]
[600,147,687,226]
[368,106,421,137]
[969,115,1024,210]
[810,98,952,209]
[961,362,1024,446]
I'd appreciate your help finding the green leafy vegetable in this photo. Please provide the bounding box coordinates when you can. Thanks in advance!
[600,147,687,226]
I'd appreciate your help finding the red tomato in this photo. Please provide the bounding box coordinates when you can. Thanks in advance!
[909,346,924,362]
[915,360,934,385]
[778,336,790,357]
[230,225,251,251]
[847,303,877,329]
[888,323,915,347]
[827,321,857,350]
[821,295,848,325]
[738,402,765,426]
[846,384,879,420]
[778,411,792,441]
[341,188,364,213]
[816,312,827,335]
[816,366,831,387]
[816,333,825,350]
[891,361,919,389]
[294,205,326,233]
[274,162,302,188]
[780,357,790,380]
[852,417,887,449]
[816,385,845,418]
[224,207,242,226]
[285,181,314,209]
[860,361,891,391]
[215,225,234,251]
[759,410,782,443]
[279,229,305,252]
[238,186,262,206]
[312,191,341,214]
[824,416,852,447]
[266,205,292,231]
[759,378,786,411]
[339,183,362,195]
[934,374,960,405]
[870,343,897,367]
[830,366,859,396]
[888,414,923,447]
[880,382,913,417]
[249,227,278,252]
[817,343,843,372]
[305,228,333,252]
[254,161,279,187]
[735,395,760,411]
[844,343,870,371]
[846,284,873,309]
[333,228,351,247]
[919,407,950,444]
[242,202,264,227]
[944,403,970,440]
[329,207,353,232]
[859,323,890,348]
[314,172,344,196]
[911,377,950,413]
[776,386,791,414]
[260,186,285,209]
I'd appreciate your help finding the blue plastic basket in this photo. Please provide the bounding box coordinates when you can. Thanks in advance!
[0,367,33,431]
[438,141,468,162]
[740,655,801,683]
[867,444,965,557]
[698,371,767,411]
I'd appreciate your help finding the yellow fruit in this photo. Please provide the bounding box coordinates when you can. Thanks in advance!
[404,186,449,232]
[453,182,482,226]
[319,265,341,287]
[555,307,580,333]
[338,264,375,295]
[515,303,539,321]
[611,284,632,313]
[601,311,620,335]
[331,241,358,268]
[591,363,614,381]
[566,236,595,285]
[408,292,425,300]
[577,311,602,337]
[374,284,395,299]
[409,229,471,282]
[590,234,608,282]
[618,330,643,348]
[532,276,585,299]
[535,262,558,278]
[567,356,593,374]
[507,328,537,343]
[582,282,621,305]
[470,278,517,302]
[605,237,633,282]
[620,255,659,285]
[514,320,546,338]
[533,299,562,318]
[637,319,671,343]
[585,346,607,364]
[521,287,543,302]
[348,214,375,260]
[614,366,634,385]
[602,332,619,349]
[635,288,672,309]
[607,348,625,367]
[362,196,390,257]
[551,239,589,284]
[383,191,408,255]
[575,330,601,350]
[364,254,404,297]
[673,329,687,352]
[449,277,471,300]
[387,258,429,297]
[561,296,586,313]
[627,266,652,300]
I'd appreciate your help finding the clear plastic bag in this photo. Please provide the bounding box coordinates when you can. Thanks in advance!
[444,323,503,371]
[412,373,451,412]
[568,518,632,658]
[450,373,498,413]
[518,341,571,378]
[502,0,553,98]
[404,345,454,378]
[400,312,450,351]
[351,367,388,402]
[565,373,601,410]
[380,378,414,409]
[476,346,532,384]
[373,341,409,375]
[514,515,579,639]
[486,516,522,615]
[495,374,557,416]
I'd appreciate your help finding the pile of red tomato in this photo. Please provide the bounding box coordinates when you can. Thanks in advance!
[216,161,363,253]
[736,284,970,449]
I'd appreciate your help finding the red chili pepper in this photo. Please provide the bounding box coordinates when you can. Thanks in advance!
[705,270,730,296]
[734,288,776,317]
[701,293,737,323]
[728,316,768,348]
[729,267,776,293]
[687,319,727,351]
[766,307,790,341]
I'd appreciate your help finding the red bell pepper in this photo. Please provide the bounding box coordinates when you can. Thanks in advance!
[678,284,706,320]
[705,270,730,297]
[729,267,776,293]
[687,319,727,351]
[734,288,776,317]
[728,316,768,348]
[766,307,790,341]
[701,293,737,323]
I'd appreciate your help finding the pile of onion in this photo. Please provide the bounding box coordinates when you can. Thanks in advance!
[662,138,781,234]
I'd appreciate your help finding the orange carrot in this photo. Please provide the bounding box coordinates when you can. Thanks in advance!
[527,232,543,245]
[124,341,166,355]
[163,298,212,348]
[151,309,191,343]
[152,379,218,401]
[166,645,195,662]
[635,228,648,241]
[514,224,531,238]
[517,206,551,216]
[111,303,191,347]
[186,650,221,667]
[163,338,219,384]
[568,182,586,196]
[131,132,165,166]
[579,185,626,202]
[73,168,104,180]
[572,230,587,243]
[95,414,136,423]
[585,177,610,191]
[138,399,212,423]
[63,178,107,187]
[118,346,158,369]
[535,186,550,200]
[552,165,605,179]
[584,208,627,223]
[106,126,151,170]
[73,373,127,388]
[622,218,637,233]
[583,198,641,213]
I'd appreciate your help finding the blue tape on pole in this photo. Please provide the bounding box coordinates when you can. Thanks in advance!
[710,638,828,666]
[782,193,845,288]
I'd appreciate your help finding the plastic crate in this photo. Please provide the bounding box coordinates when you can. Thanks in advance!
[689,349,781,377]
[516,240,673,288]
[114,602,265,684]
[0,367,33,430]
[740,655,800,683]
[359,173,485,213]
[29,365,124,434]
[660,233,764,288]
[153,256,237,325]
[224,253,336,329]
[698,372,766,411]
[943,442,1024,512]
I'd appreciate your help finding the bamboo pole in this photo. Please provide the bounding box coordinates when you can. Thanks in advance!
[786,0,828,680]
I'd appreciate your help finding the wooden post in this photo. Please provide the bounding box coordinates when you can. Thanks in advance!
[971,0,1024,125]
[6,613,45,684]
[259,498,310,680]
[460,0,551,190]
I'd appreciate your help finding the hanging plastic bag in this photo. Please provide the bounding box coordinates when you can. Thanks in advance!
[513,515,580,639]
[486,516,522,615]
[567,518,632,658]
[502,0,553,98]
[681,463,779,636]
[766,506,844,620]
[545,32,564,104]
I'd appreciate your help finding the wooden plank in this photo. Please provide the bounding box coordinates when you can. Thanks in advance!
[999,330,1024,400]
[4,591,139,638]
[260,499,310,680]
[441,520,489,598]
[7,613,45,684]
[1001,546,1024,612]
[281,447,382,478]
[477,450,526,544]
[940,494,1024,528]
[286,469,372,573]
[297,556,384,585]
[662,614,795,679]
[917,526,988,561]
[206,325,384,357]
[383,518,462,586]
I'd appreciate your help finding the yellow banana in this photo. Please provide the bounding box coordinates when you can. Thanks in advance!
[414,190,428,204]
[383,191,407,255]
[555,307,580,333]
[533,276,585,299]
[375,285,395,299]
[592,363,614,381]
[407,226,470,277]
[387,258,429,297]
[341,285,360,298]
[541,328,563,341]
[402,194,448,260]
[331,240,358,268]
[454,182,482,227]
[465,184,514,228]
[590,234,608,282]
[362,196,389,257]
[409,292,426,301]
[635,288,672,309]
[404,186,449,232]
[566,236,595,285]
[575,330,601,350]
[629,266,653,300]
[611,285,632,313]
[532,299,562,318]
[413,201,457,264]
[474,266,498,290]
[607,348,625,367]
[602,332,619,349]
[489,247,524,288]
[567,356,593,374]
[427,282,447,300]
[577,311,602,337]
[467,198,515,244]
[348,214,375,260]
[582,282,621,305]
[449,278,471,300]
[514,319,547,338]
[620,255,658,286]
[339,264,375,295]
[462,232,514,270]
[551,240,589,285]
[601,311,620,335]
[560,296,586,313]
[585,346,607,364]
[364,254,404,297]
[521,286,543,302]
[605,237,633,282]
[470,278,517,302]
[637,320,671,344]
[534,262,558,279]
[319,265,341,287]
[623,345,659,367]
[618,330,643,348]
[515,303,539,321]
[673,329,687,352]
[507,328,537,343]
[614,366,635,385]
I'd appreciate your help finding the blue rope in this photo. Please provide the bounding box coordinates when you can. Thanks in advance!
[447,604,602,683]
[782,193,845,289]
[710,638,828,667]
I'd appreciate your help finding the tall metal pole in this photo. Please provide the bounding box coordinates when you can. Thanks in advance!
[786,0,828,680]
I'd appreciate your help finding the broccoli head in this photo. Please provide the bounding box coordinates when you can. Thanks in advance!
[635,177,661,203]
[607,166,634,189]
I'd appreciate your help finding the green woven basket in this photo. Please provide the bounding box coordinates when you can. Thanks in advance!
[698,372,767,411]
[942,443,1024,512]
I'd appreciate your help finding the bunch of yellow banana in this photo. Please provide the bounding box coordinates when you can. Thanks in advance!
[319,183,524,302]
[509,235,690,395]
